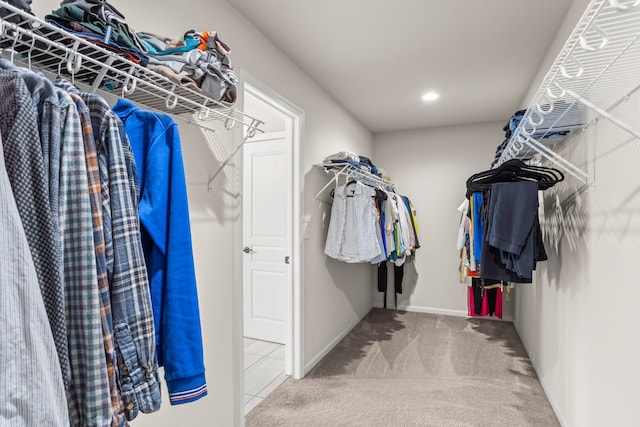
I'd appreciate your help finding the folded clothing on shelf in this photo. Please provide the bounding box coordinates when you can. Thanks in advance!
[0,0,34,34]
[46,2,148,58]
[322,152,384,178]
[139,30,237,104]
[323,151,360,163]
[491,101,581,166]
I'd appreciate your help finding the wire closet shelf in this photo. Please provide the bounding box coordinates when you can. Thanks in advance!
[0,1,264,135]
[314,163,395,202]
[495,0,640,185]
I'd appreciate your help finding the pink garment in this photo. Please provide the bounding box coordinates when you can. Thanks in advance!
[467,287,503,319]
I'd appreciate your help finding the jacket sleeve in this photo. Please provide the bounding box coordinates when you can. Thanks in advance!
[138,118,207,405]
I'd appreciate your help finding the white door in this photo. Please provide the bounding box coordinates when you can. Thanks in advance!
[243,131,291,344]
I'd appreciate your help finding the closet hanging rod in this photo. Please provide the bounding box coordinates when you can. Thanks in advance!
[0,1,263,135]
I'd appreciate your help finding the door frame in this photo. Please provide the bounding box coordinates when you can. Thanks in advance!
[233,70,304,425]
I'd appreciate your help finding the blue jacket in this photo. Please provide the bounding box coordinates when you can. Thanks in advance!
[113,98,207,405]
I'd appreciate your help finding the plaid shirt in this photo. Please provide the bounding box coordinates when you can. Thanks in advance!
[68,91,127,427]
[56,79,160,421]
[57,88,112,427]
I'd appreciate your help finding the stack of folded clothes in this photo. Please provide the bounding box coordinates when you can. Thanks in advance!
[322,152,384,178]
[138,30,238,104]
[20,0,238,105]
[46,0,149,66]
[0,0,33,24]
[491,104,574,167]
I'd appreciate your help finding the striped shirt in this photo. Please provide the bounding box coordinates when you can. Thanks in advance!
[0,128,70,427]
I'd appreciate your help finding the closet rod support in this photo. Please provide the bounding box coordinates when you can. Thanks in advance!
[565,88,640,140]
[313,164,349,200]
[521,135,590,185]
[89,56,115,93]
[207,133,252,191]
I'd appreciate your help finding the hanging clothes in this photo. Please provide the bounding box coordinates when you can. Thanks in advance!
[460,159,563,317]
[57,83,112,426]
[460,160,562,284]
[0,131,71,427]
[375,191,419,308]
[61,87,127,425]
[56,77,162,422]
[0,59,218,424]
[0,66,72,394]
[468,279,503,319]
[112,98,208,405]
[320,156,419,309]
[325,181,382,263]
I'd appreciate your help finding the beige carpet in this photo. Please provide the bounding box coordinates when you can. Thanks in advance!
[246,308,559,427]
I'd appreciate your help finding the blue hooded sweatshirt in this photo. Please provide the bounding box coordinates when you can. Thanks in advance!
[112,98,207,405]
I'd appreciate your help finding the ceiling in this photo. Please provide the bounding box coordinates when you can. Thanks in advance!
[227,0,574,133]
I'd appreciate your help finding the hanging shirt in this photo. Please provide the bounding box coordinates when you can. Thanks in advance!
[472,191,484,263]
[0,59,63,241]
[383,190,399,259]
[402,196,420,250]
[369,198,387,264]
[57,88,112,427]
[456,198,470,251]
[325,181,382,263]
[0,70,71,392]
[112,98,207,405]
[55,79,161,420]
[0,132,70,427]
[66,89,126,425]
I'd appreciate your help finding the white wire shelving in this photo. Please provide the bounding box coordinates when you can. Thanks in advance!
[495,0,640,185]
[0,1,264,184]
[314,163,395,202]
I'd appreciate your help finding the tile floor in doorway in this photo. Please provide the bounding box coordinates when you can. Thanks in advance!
[244,338,287,415]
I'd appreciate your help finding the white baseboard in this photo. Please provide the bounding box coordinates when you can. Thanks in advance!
[372,302,513,322]
[304,314,366,376]
[372,302,467,318]
[513,323,567,427]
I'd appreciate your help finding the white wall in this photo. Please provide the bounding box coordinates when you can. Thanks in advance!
[514,91,640,427]
[513,0,640,425]
[372,122,514,320]
[33,1,374,425]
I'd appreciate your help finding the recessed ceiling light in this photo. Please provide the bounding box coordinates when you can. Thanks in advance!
[421,91,440,102]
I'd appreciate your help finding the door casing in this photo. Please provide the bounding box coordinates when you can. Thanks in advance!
[233,70,304,426]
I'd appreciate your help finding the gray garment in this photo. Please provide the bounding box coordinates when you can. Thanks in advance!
[485,181,539,281]
[0,61,65,290]
[487,181,539,255]
[325,181,382,263]
[0,132,70,427]
[148,48,236,102]
[0,72,70,391]
[1,0,33,14]
[5,0,32,12]
[147,63,204,94]
[0,59,62,225]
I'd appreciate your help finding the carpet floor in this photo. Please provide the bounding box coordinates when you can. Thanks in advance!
[246,308,559,427]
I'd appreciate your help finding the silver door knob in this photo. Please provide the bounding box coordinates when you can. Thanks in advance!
[243,246,254,254]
